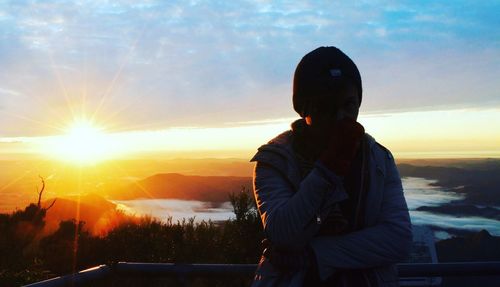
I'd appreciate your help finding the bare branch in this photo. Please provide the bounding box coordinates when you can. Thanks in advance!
[37,175,45,208]
[45,199,57,211]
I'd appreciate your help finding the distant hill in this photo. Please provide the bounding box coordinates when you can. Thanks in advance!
[397,158,500,170]
[437,229,500,262]
[43,193,131,235]
[0,157,254,213]
[436,230,500,287]
[106,159,500,206]
[416,204,500,221]
[397,162,500,206]
[109,173,252,202]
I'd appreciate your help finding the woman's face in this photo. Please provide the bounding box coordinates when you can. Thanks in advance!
[305,83,360,144]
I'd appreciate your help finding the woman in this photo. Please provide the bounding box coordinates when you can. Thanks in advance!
[250,46,412,287]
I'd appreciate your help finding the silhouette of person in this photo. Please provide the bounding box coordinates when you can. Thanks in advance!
[250,46,412,286]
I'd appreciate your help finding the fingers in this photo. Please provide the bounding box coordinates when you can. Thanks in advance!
[319,119,365,176]
[336,118,365,140]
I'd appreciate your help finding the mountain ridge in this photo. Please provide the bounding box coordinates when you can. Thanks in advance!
[109,173,252,202]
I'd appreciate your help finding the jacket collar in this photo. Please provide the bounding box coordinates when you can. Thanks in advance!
[250,122,379,190]
[250,124,378,163]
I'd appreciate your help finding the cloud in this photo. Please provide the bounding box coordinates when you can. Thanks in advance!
[0,0,498,137]
[0,87,22,96]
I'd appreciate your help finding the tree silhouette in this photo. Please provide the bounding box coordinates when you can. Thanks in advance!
[0,176,57,285]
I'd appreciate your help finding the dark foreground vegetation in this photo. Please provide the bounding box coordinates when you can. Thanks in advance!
[0,185,263,286]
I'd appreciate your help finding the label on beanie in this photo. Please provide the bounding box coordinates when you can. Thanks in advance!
[329,68,342,77]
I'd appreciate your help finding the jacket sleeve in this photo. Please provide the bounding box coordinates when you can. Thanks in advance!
[253,160,348,247]
[309,152,413,281]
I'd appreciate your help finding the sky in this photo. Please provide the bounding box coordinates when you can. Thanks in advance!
[0,0,499,160]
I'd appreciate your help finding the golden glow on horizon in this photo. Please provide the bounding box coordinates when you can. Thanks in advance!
[357,108,500,158]
[5,108,500,161]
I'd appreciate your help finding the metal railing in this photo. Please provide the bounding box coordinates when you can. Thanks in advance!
[25,261,500,287]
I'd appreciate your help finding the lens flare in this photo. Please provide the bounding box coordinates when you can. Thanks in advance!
[44,119,116,165]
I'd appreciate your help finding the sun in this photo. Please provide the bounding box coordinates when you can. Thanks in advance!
[46,119,115,165]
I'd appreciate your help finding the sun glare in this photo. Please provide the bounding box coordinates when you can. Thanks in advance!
[47,119,115,165]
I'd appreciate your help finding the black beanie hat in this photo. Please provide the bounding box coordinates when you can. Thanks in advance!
[292,46,362,117]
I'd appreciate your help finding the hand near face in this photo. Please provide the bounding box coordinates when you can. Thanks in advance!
[318,118,365,176]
